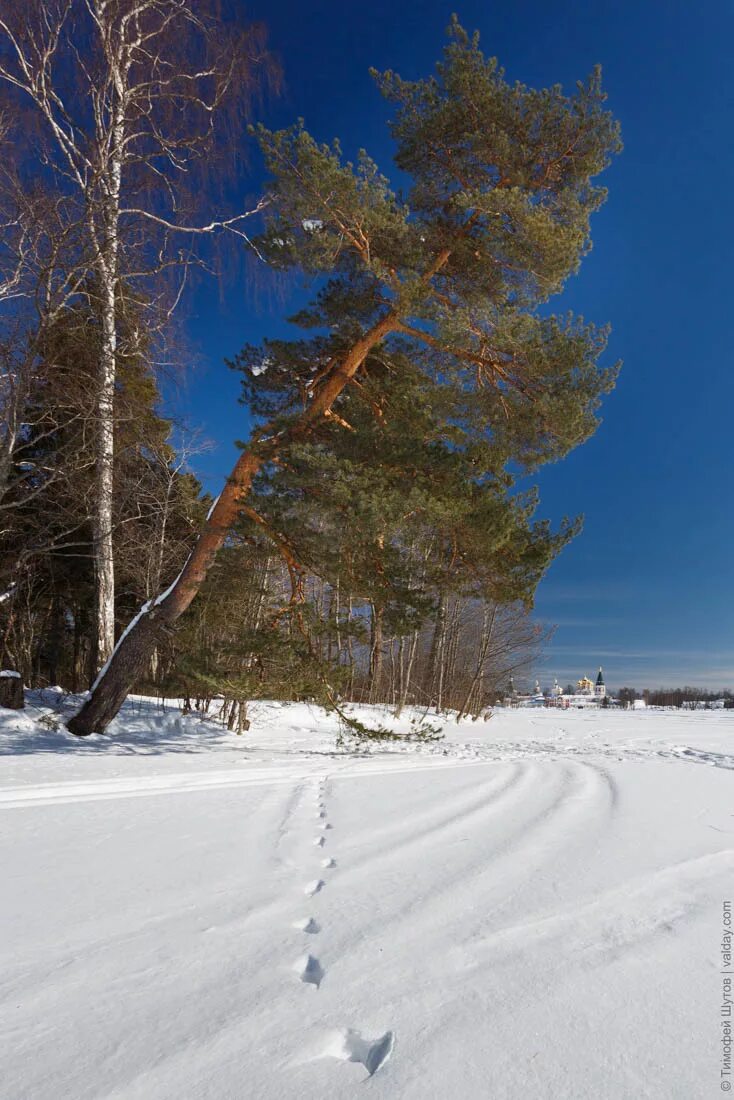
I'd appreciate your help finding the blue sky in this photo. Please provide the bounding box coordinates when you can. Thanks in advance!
[176,0,734,692]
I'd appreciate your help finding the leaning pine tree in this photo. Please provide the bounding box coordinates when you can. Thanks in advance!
[67,20,621,734]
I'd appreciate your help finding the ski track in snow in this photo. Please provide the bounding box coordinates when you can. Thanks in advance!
[327,758,621,972]
[0,738,732,810]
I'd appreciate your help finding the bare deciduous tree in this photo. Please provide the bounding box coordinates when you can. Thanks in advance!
[0,0,277,667]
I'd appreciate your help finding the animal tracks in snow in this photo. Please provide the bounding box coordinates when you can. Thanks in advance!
[293,917,320,934]
[296,954,325,988]
[286,773,397,1078]
[323,1028,395,1077]
[292,784,328,981]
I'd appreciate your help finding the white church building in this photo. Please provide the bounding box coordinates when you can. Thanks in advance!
[509,668,610,708]
[550,667,608,708]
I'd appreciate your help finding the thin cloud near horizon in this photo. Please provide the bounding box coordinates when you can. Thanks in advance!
[536,650,734,690]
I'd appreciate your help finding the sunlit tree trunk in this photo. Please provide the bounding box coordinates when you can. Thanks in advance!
[93,121,123,667]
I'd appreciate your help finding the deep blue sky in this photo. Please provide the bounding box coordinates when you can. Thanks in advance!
[176,0,733,691]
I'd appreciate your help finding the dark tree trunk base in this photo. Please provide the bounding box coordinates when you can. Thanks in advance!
[0,672,24,709]
[67,611,165,735]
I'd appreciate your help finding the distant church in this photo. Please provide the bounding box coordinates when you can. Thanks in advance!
[576,668,606,699]
[510,667,609,707]
[554,667,607,707]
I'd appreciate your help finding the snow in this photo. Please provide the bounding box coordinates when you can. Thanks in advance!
[0,670,20,678]
[1,693,732,1098]
[205,492,221,520]
[251,357,273,377]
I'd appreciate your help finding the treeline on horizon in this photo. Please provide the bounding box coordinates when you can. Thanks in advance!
[0,6,623,734]
[616,686,734,708]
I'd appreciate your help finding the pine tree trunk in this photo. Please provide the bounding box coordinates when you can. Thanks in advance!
[67,449,262,735]
[252,556,270,633]
[45,597,65,686]
[388,635,397,706]
[396,629,419,717]
[426,589,447,709]
[395,635,405,713]
[346,595,355,698]
[72,608,86,693]
[445,601,461,704]
[332,577,342,659]
[368,603,384,704]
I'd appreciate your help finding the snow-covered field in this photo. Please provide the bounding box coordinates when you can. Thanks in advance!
[1,694,732,1099]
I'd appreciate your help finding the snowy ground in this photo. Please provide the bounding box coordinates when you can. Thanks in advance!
[1,694,732,1099]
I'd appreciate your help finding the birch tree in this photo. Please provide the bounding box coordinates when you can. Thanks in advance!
[0,0,276,668]
[0,121,95,586]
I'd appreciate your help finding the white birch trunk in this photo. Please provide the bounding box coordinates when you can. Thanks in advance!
[92,79,125,669]
[94,267,117,667]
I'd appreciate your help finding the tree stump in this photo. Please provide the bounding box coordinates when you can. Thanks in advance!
[0,671,24,709]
